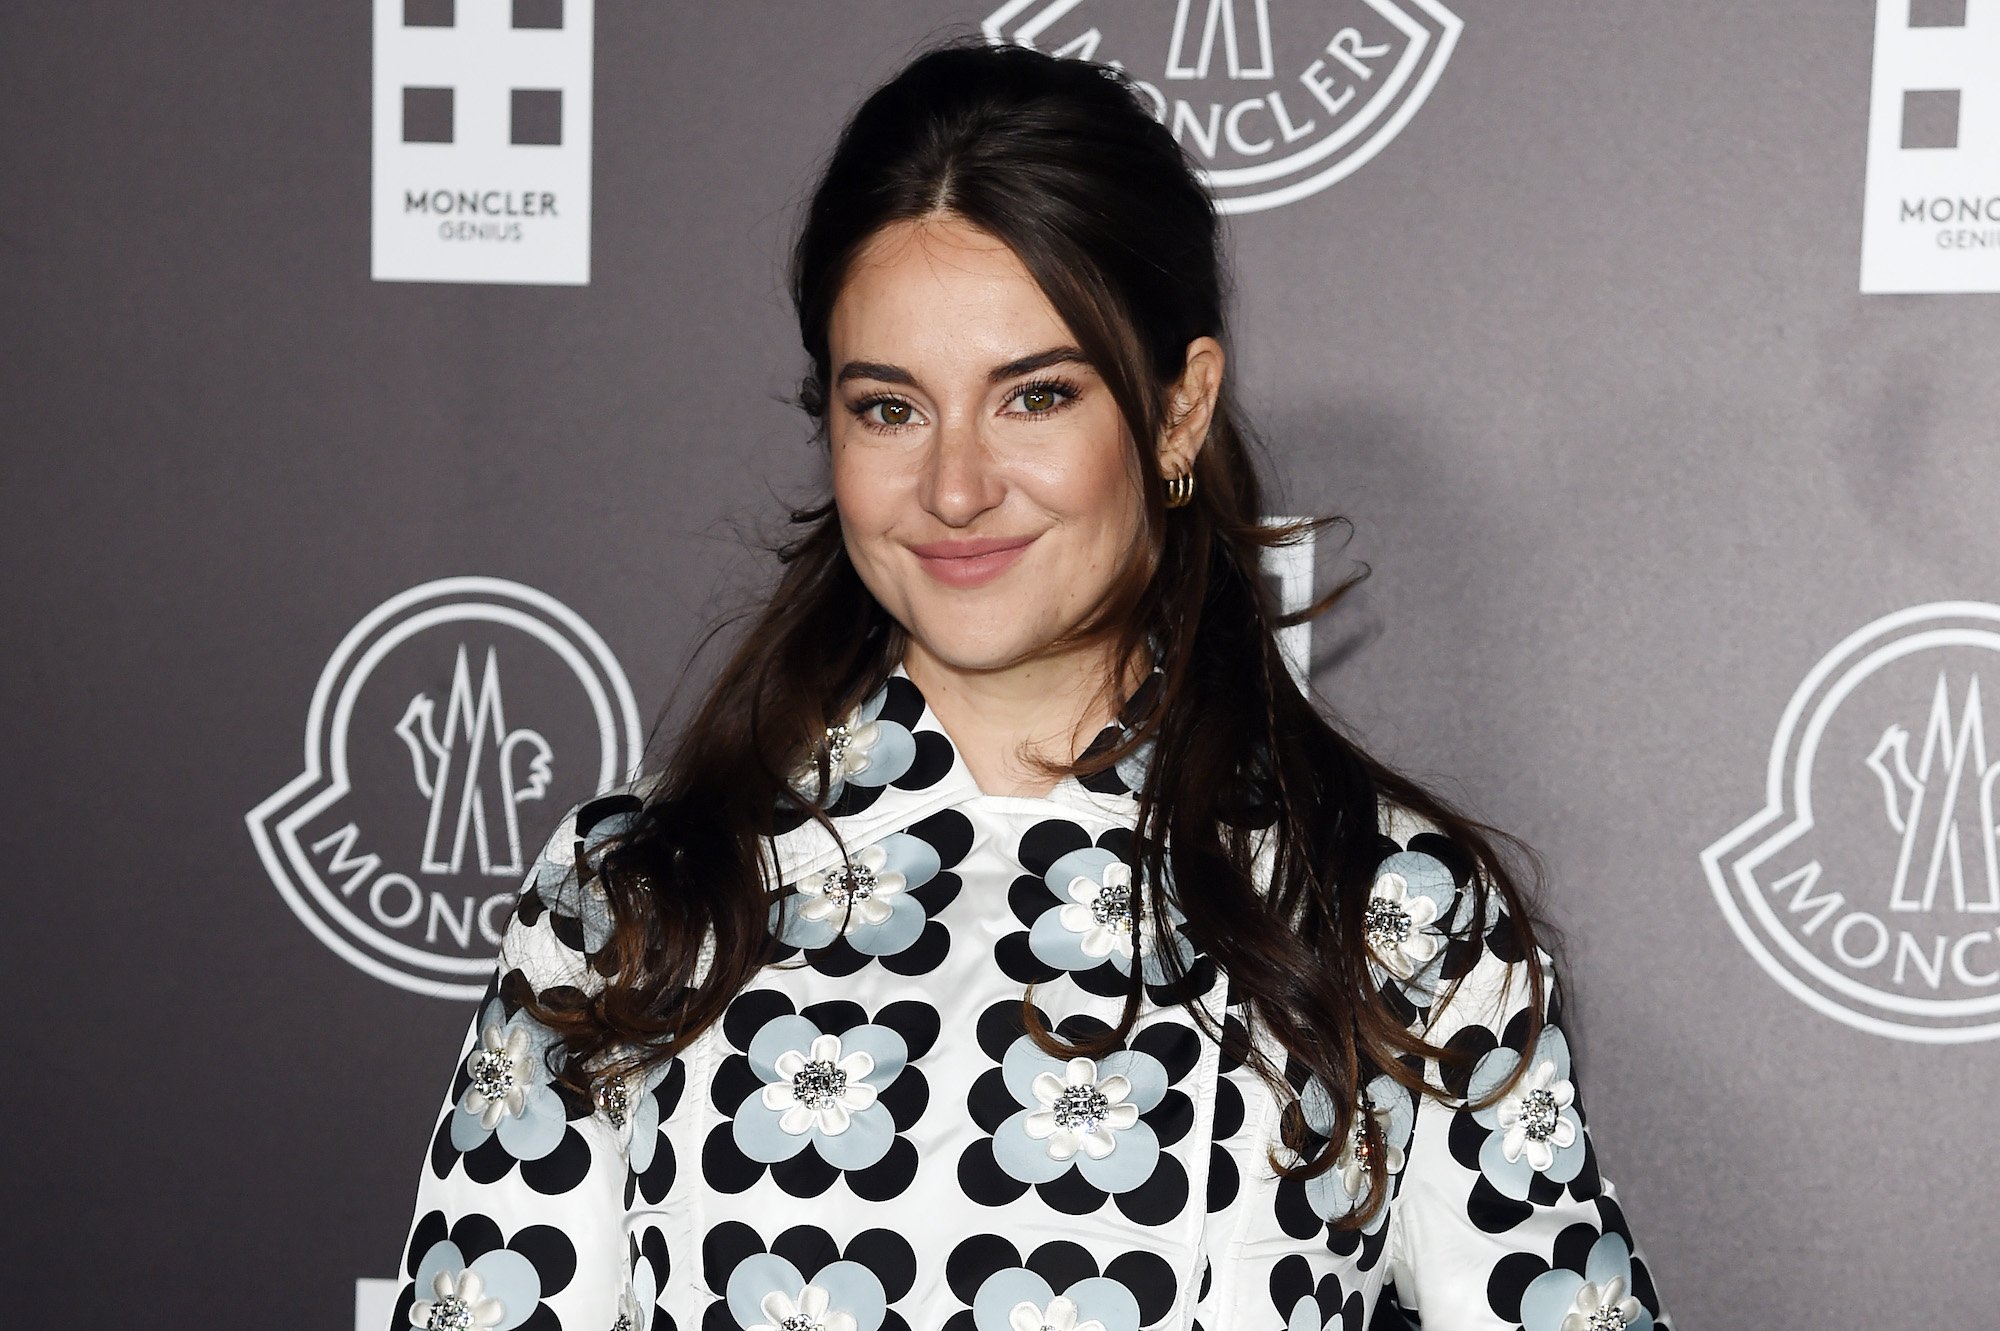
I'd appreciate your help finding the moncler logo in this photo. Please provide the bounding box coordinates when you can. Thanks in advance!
[983,0,1462,213]
[247,577,641,998]
[395,644,555,879]
[1703,602,2000,1042]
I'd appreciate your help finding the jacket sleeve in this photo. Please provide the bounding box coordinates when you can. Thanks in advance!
[386,797,666,1331]
[1372,826,1673,1331]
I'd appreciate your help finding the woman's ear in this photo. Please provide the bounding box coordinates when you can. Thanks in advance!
[1157,335,1226,479]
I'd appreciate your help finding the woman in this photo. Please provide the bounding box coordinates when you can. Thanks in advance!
[388,36,1672,1331]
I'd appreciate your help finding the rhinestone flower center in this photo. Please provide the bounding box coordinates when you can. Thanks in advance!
[1520,1087,1560,1142]
[425,1295,475,1331]
[822,862,877,907]
[469,1048,514,1101]
[596,1079,631,1129]
[1586,1307,1629,1331]
[1365,899,1412,947]
[824,724,853,770]
[780,1315,823,1331]
[1051,1084,1112,1133]
[791,1058,849,1109]
[1090,880,1134,932]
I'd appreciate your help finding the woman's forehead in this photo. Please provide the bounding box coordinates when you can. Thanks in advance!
[831,232,1081,381]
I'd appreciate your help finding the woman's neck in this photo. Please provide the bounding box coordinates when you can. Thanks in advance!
[901,639,1142,799]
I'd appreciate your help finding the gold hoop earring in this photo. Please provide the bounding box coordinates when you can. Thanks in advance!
[1164,467,1196,508]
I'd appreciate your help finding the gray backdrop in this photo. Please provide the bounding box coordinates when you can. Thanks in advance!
[6,2,1996,1326]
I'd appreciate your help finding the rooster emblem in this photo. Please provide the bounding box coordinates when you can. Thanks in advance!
[1863,672,2000,915]
[394,645,554,877]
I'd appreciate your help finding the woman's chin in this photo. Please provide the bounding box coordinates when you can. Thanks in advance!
[902,621,1057,678]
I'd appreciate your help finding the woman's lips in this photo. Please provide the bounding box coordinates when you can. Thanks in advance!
[907,535,1037,588]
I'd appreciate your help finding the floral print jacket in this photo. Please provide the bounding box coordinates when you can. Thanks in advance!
[387,668,1672,1331]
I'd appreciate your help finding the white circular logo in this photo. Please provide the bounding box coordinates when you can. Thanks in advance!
[983,0,1462,213]
[1703,602,2000,1043]
[247,577,643,998]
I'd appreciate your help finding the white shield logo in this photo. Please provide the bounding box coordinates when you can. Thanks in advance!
[247,576,642,998]
[1703,602,2000,1042]
[984,0,1462,213]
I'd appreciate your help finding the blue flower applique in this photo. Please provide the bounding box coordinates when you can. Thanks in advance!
[1111,734,1154,794]
[768,809,972,977]
[972,1269,1140,1331]
[772,832,936,956]
[1001,819,1214,1004]
[702,1222,917,1331]
[1031,845,1196,985]
[732,1256,881,1331]
[1520,1231,1655,1331]
[1068,712,1155,798]
[734,1018,905,1171]
[937,1234,1177,1331]
[704,989,935,1198]
[395,1211,577,1331]
[1299,1072,1416,1235]
[959,999,1198,1224]
[427,977,596,1196]
[1362,849,1470,1003]
[1002,1051,1151,1182]
[516,791,649,962]
[451,995,567,1162]
[985,1033,1181,1205]
[408,1242,541,1331]
[1468,1024,1587,1199]
[803,683,920,805]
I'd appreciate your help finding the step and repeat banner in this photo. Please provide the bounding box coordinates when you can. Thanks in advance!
[6,2,1996,1327]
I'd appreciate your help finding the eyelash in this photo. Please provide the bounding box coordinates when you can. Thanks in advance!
[847,375,1083,435]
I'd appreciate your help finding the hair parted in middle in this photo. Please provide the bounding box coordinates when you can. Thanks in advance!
[521,33,1556,1232]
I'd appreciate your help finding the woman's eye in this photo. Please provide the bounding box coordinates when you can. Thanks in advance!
[1009,379,1080,415]
[853,396,919,431]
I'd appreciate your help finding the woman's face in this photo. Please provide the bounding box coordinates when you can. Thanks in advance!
[826,215,1150,678]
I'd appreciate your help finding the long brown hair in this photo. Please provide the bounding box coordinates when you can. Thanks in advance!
[526,34,1555,1229]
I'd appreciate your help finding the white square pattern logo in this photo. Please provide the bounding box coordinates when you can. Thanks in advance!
[1860,0,1999,293]
[372,0,594,285]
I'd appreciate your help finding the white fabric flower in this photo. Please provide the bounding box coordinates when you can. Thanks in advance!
[1007,1294,1105,1331]
[463,1022,532,1129]
[613,1284,645,1331]
[1559,1275,1643,1331]
[1363,870,1442,979]
[824,720,881,781]
[761,1032,879,1135]
[749,1283,856,1331]
[792,719,883,797]
[1024,1056,1140,1160]
[1336,1098,1407,1197]
[1495,1057,1579,1172]
[1057,861,1137,960]
[409,1268,505,1331]
[795,845,905,931]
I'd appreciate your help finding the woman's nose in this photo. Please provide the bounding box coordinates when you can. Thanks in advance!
[917,416,1005,528]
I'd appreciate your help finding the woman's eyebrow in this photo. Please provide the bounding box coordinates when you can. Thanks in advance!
[834,345,1091,388]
